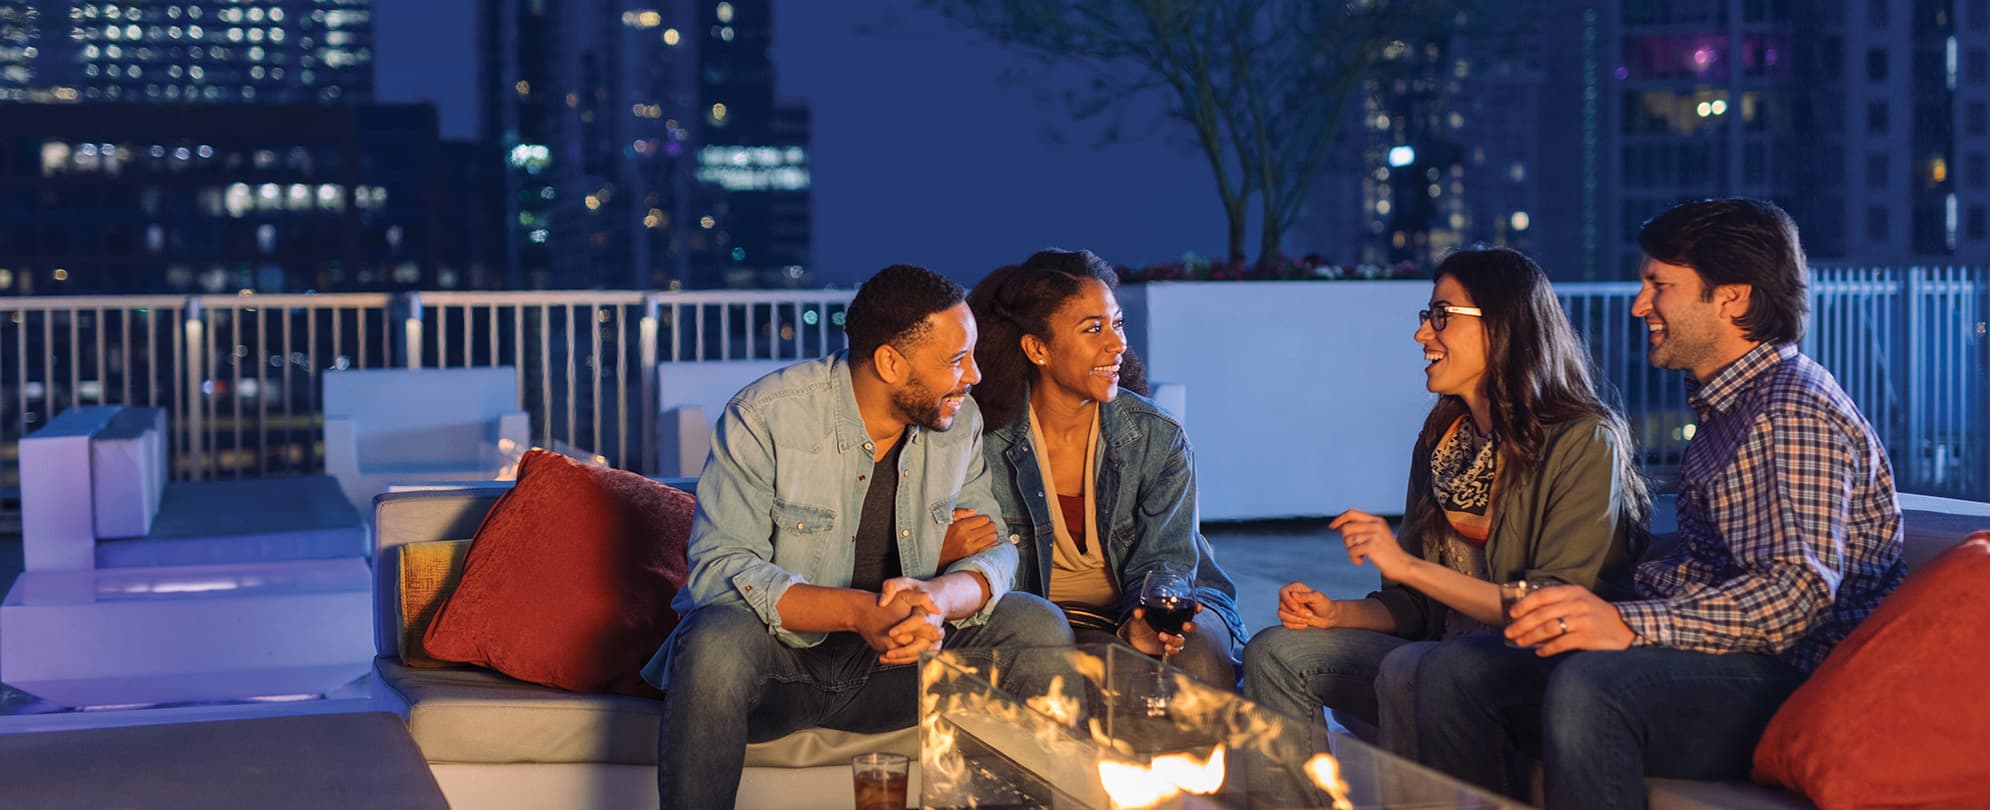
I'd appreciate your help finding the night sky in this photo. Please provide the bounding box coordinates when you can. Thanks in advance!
[372,0,1229,288]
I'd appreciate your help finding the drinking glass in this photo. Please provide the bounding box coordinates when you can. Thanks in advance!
[1138,567,1198,716]
[1498,579,1539,648]
[851,752,910,810]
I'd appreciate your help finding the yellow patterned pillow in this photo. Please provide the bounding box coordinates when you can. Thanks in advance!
[397,539,472,668]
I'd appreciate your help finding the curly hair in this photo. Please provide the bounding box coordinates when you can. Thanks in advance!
[844,264,967,367]
[1406,246,1651,551]
[966,249,1150,429]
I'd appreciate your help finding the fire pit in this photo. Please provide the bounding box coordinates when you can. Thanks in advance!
[918,643,1521,809]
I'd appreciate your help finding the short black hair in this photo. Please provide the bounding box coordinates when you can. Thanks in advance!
[1638,197,1809,345]
[844,264,967,366]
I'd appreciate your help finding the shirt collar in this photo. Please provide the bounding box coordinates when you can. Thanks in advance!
[831,351,918,454]
[1685,342,1795,419]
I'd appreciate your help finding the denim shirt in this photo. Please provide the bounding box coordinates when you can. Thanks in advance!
[662,352,1016,658]
[982,390,1246,656]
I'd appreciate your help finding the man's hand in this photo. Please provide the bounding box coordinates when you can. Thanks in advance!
[1332,509,1417,581]
[1506,584,1636,655]
[1276,582,1339,630]
[936,508,999,569]
[873,577,948,664]
[1122,604,1199,656]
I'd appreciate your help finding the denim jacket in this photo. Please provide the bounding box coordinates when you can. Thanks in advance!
[659,352,1016,662]
[983,390,1245,656]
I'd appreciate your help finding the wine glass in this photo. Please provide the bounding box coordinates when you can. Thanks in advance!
[1138,567,1197,716]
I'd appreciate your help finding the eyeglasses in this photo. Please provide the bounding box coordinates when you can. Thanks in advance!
[1418,305,1484,332]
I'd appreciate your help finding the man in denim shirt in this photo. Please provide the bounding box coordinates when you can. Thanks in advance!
[643,264,1072,810]
[1416,199,1904,809]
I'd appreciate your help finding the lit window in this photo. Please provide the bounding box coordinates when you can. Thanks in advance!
[39,142,71,178]
[225,183,252,217]
[717,2,734,23]
[710,102,727,122]
[1510,211,1531,231]
[663,28,680,45]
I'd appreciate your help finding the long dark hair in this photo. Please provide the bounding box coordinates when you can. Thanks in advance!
[1408,246,1650,547]
[966,249,1150,430]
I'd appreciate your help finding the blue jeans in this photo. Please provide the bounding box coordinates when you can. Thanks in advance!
[654,593,1072,810]
[1240,627,1432,808]
[1416,634,1807,810]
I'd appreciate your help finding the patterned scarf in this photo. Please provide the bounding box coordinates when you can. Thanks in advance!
[1430,415,1498,545]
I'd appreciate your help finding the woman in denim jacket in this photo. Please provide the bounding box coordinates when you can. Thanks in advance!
[955,248,1245,689]
[1242,246,1649,760]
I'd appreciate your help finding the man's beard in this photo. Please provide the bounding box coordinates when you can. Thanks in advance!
[894,377,964,431]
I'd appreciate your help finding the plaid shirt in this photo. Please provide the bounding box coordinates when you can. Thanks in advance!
[1615,343,1905,672]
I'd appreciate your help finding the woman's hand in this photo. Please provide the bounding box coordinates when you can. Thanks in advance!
[936,508,998,569]
[1331,509,1418,581]
[1276,582,1339,629]
[1121,604,1199,657]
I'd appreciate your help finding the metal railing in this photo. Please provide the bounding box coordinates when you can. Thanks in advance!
[2,268,1984,503]
[1557,266,1989,498]
[0,289,854,495]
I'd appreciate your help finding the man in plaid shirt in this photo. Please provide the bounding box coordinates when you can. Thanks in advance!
[1415,198,1906,809]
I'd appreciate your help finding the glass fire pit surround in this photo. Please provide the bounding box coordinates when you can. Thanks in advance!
[918,643,1524,810]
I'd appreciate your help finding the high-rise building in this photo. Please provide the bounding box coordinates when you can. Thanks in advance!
[1307,0,1990,279]
[484,0,809,290]
[0,1,372,104]
[0,103,502,294]
[684,0,810,288]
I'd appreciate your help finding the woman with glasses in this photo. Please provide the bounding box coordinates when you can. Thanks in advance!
[950,248,1245,689]
[1242,245,1649,759]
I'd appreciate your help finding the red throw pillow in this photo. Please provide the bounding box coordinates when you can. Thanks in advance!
[1752,531,1990,808]
[422,448,694,697]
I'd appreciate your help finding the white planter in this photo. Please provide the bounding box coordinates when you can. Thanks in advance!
[1119,281,1437,521]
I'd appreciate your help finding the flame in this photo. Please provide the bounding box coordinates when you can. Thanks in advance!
[1024,674,1080,727]
[1098,745,1225,809]
[1303,753,1356,810]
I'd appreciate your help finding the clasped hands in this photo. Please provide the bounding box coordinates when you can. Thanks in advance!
[860,578,951,665]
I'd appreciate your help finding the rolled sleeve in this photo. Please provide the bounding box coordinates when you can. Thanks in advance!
[682,400,825,648]
[944,543,1017,626]
[943,428,1015,626]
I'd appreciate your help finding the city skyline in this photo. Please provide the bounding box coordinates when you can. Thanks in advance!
[372,0,1229,287]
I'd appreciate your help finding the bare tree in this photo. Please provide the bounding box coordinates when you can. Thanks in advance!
[920,0,1504,266]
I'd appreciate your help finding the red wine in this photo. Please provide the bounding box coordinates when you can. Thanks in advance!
[1142,595,1196,637]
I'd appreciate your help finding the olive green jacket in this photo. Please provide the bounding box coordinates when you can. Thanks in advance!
[1369,414,1646,641]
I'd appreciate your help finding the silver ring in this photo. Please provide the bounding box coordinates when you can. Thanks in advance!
[1557,617,1570,635]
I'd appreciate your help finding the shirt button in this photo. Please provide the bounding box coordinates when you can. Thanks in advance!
[901,529,910,537]
[796,522,804,530]
[1008,533,1021,544]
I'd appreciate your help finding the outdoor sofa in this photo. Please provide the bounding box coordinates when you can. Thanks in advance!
[370,484,917,810]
